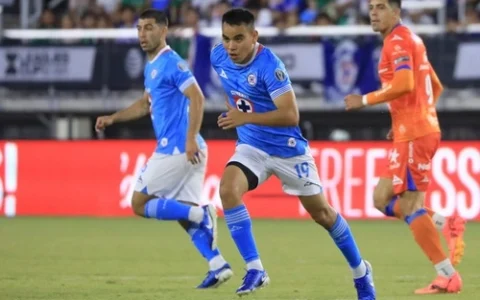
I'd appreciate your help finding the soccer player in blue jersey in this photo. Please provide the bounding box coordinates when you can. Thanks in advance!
[95,9,233,289]
[213,8,377,299]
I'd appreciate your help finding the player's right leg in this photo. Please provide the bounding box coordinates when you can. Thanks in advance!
[174,151,233,289]
[177,204,233,289]
[219,145,271,296]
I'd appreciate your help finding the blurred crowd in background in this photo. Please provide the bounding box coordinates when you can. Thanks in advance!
[33,0,480,32]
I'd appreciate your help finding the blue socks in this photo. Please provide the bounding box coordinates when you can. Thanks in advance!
[385,196,398,217]
[329,213,363,269]
[224,205,260,263]
[144,199,191,220]
[188,223,220,261]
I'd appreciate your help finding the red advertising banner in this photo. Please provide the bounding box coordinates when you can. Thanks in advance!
[0,141,479,220]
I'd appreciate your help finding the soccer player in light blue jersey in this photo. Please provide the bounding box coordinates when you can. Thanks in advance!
[213,8,376,299]
[95,9,232,289]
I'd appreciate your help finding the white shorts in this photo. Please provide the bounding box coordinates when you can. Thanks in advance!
[134,151,207,205]
[228,144,322,196]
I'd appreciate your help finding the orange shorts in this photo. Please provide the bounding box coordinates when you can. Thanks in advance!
[382,132,441,195]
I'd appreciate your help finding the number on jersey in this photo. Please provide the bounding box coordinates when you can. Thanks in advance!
[294,162,309,179]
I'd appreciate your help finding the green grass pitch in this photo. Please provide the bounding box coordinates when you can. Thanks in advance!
[0,218,478,300]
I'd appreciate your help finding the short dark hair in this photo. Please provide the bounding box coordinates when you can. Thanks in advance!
[222,8,255,27]
[139,9,168,26]
[388,0,401,8]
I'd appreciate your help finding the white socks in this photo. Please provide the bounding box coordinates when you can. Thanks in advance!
[435,259,456,278]
[209,255,228,271]
[188,206,204,224]
[352,260,367,279]
[246,259,264,271]
[431,213,447,231]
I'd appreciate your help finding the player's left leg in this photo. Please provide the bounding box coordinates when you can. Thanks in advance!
[399,190,462,294]
[272,152,375,300]
[132,152,232,288]
[374,178,466,266]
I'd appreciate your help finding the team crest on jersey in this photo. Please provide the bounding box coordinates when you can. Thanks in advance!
[177,61,189,72]
[274,68,286,81]
[247,73,257,86]
[288,137,296,147]
[151,69,157,79]
[235,98,254,113]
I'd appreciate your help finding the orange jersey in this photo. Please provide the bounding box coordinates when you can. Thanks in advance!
[377,25,441,142]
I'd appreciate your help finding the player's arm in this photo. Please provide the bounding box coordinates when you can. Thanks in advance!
[363,41,415,106]
[183,82,205,140]
[95,92,149,131]
[171,60,205,138]
[430,64,443,103]
[244,90,299,126]
[111,92,150,123]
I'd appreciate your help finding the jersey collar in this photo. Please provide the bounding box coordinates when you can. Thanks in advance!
[149,45,171,64]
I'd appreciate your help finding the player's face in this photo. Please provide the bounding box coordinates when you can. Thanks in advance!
[369,0,399,33]
[137,18,165,53]
[222,23,258,64]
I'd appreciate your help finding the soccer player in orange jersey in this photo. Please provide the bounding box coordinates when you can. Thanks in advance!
[344,0,465,295]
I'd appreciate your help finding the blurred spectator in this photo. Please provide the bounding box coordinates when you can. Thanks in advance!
[38,9,56,29]
[117,5,137,28]
[121,0,147,12]
[300,0,318,24]
[97,13,114,28]
[82,12,98,29]
[315,11,333,26]
[97,0,121,14]
[245,0,273,27]
[210,0,232,27]
[285,10,299,27]
[29,0,480,33]
[60,13,76,29]
[464,2,480,25]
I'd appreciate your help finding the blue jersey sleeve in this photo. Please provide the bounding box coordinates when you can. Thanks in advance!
[210,43,223,68]
[168,58,196,93]
[261,54,293,100]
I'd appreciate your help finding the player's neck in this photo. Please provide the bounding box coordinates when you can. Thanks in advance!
[236,43,259,66]
[381,21,401,39]
[147,41,168,61]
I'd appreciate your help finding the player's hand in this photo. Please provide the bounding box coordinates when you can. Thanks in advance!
[386,129,394,140]
[186,137,203,164]
[95,115,114,132]
[217,102,247,130]
[344,94,365,111]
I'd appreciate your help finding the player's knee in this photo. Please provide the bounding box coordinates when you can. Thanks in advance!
[131,196,146,217]
[310,206,337,228]
[399,191,424,217]
[300,194,337,228]
[219,180,244,207]
[373,188,389,212]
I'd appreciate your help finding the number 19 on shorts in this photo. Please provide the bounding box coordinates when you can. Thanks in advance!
[294,162,309,179]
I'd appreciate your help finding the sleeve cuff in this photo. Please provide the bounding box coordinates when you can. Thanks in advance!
[362,95,368,106]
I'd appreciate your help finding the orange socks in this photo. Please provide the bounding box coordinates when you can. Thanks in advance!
[407,209,448,264]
